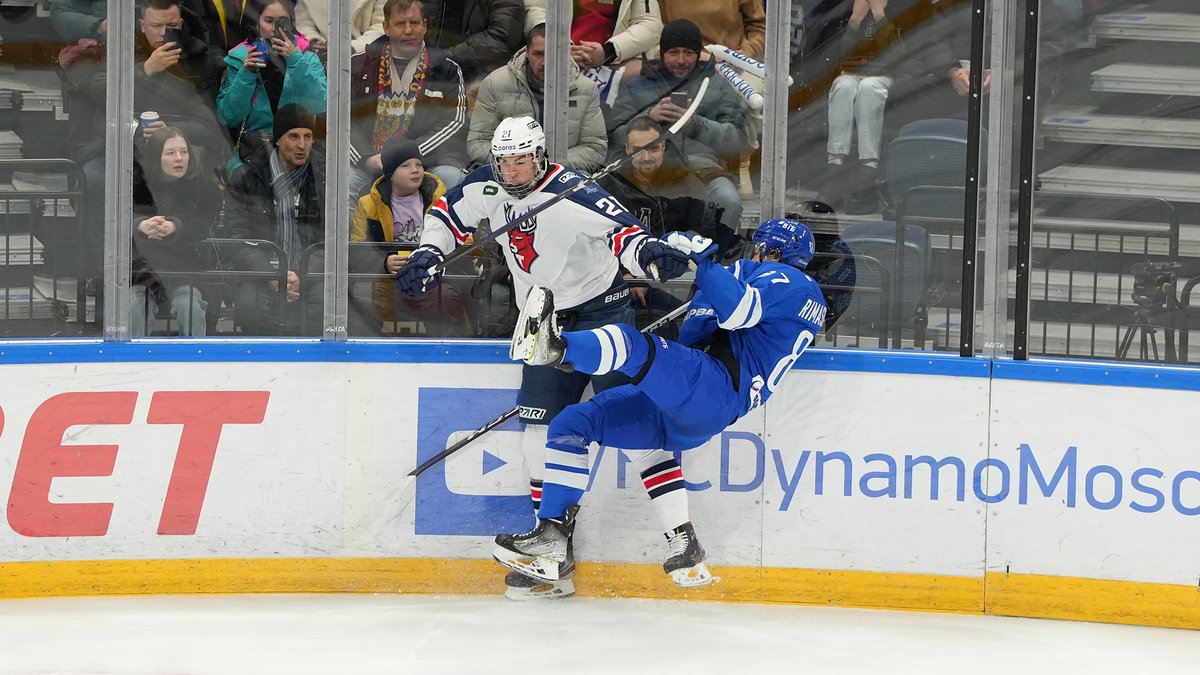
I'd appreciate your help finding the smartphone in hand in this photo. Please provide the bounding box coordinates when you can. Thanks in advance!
[274,16,295,44]
[670,91,689,108]
[163,27,184,47]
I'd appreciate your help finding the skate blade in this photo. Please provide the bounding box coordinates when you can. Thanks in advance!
[510,333,536,362]
[493,546,561,582]
[504,578,575,601]
[668,562,715,588]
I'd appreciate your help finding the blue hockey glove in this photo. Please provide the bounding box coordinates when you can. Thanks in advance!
[663,231,719,263]
[395,245,445,297]
[636,238,691,282]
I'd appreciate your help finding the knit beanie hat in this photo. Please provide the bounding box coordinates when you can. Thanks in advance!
[659,18,703,55]
[272,103,317,145]
[381,136,422,177]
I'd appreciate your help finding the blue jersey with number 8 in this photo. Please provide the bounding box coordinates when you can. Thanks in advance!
[677,257,827,415]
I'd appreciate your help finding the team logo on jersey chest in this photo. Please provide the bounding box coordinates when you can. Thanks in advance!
[506,204,539,272]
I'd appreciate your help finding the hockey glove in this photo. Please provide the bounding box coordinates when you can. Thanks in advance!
[395,245,445,297]
[636,238,692,282]
[663,231,719,263]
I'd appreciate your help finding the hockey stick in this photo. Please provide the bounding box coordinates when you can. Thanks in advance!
[388,298,693,508]
[426,76,712,276]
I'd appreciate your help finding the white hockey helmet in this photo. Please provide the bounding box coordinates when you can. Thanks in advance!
[490,116,548,199]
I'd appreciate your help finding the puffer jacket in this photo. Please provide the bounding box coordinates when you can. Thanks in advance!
[467,48,607,171]
[350,171,448,316]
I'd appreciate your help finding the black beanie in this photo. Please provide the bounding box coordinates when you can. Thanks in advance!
[659,18,702,55]
[272,103,317,145]
[381,136,422,177]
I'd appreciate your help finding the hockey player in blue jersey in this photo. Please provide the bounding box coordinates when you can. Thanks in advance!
[396,115,697,599]
[493,218,827,588]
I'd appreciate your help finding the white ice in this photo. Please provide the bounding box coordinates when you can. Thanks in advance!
[1,594,1198,674]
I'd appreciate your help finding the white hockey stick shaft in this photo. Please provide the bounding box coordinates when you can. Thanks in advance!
[427,78,712,276]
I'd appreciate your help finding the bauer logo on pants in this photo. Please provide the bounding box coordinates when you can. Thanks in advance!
[414,388,534,535]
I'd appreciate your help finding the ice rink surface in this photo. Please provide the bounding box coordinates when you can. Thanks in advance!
[1,594,1199,674]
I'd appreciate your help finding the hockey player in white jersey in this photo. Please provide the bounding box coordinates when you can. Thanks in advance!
[495,218,827,588]
[396,116,695,599]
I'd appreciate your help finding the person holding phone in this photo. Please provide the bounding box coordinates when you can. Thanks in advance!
[216,0,327,175]
[608,18,749,229]
[70,0,230,285]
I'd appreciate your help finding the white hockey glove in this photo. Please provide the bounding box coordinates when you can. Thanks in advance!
[663,231,719,263]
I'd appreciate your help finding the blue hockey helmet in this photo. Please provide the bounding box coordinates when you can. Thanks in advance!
[752,218,815,269]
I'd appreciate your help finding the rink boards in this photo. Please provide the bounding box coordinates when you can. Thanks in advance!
[0,341,1197,629]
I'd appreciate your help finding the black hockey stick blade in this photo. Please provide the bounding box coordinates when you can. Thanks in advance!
[427,77,713,276]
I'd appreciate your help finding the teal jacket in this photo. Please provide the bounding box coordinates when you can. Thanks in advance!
[216,37,327,153]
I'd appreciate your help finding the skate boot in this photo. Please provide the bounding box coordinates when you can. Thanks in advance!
[493,506,577,582]
[510,286,568,369]
[663,522,714,588]
[496,504,579,592]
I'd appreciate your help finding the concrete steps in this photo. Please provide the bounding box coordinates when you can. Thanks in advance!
[1092,11,1200,44]
[1091,63,1200,97]
[1042,107,1200,150]
[1037,165,1200,204]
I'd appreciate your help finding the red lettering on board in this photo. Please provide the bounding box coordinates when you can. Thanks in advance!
[148,391,270,535]
[7,392,137,537]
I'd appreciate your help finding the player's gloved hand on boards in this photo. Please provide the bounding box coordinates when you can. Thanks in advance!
[636,238,691,281]
[663,231,719,263]
[395,245,445,297]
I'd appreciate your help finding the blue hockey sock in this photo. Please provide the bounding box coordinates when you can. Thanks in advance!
[539,436,590,519]
[563,324,648,376]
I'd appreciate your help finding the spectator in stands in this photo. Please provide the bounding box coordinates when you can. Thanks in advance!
[468,23,608,173]
[134,0,230,153]
[131,127,219,337]
[608,18,747,226]
[601,116,746,261]
[223,104,326,335]
[67,0,231,279]
[350,137,471,337]
[350,0,469,205]
[50,0,107,42]
[217,0,327,176]
[598,116,747,331]
[886,0,971,129]
[523,0,663,104]
[295,0,386,54]
[422,0,526,90]
[658,0,766,62]
[826,0,903,171]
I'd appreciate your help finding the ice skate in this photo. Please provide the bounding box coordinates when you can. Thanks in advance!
[663,522,713,588]
[503,571,576,601]
[510,286,567,368]
[493,508,576,582]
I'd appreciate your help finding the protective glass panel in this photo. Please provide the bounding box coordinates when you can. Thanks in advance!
[1025,0,1200,365]
[785,0,983,352]
[0,0,104,336]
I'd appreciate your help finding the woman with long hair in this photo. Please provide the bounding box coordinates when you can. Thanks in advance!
[131,126,221,336]
[216,0,327,174]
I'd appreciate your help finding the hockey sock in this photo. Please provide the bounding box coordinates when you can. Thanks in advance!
[562,324,648,376]
[627,449,690,533]
[539,435,590,519]
[519,424,549,511]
